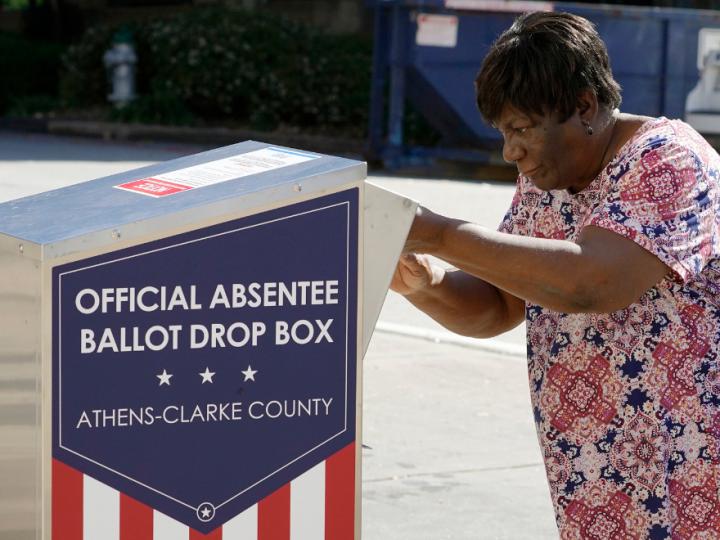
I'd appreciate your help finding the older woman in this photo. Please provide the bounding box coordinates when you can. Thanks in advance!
[392,11,720,539]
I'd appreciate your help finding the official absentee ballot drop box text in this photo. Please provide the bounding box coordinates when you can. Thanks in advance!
[0,142,416,540]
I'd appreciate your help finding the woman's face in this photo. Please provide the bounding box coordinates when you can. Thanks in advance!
[495,103,595,193]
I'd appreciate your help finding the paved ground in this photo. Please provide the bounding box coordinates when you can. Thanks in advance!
[0,131,558,539]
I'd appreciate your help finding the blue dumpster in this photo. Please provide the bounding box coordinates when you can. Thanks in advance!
[367,0,720,168]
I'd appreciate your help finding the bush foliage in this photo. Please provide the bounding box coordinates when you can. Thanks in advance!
[0,32,65,113]
[60,9,373,136]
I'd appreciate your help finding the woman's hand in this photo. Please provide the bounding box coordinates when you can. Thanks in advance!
[390,253,445,297]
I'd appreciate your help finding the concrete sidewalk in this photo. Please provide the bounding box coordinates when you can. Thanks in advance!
[363,333,556,539]
[0,130,558,539]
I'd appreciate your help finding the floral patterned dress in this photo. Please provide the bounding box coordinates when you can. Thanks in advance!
[500,118,720,539]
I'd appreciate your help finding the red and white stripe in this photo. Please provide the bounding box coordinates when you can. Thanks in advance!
[52,443,355,540]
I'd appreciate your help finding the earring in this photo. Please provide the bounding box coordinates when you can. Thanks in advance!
[582,121,594,136]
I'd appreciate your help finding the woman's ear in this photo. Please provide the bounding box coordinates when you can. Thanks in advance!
[576,88,599,123]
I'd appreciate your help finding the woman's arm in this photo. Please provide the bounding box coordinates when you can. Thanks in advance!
[391,253,526,338]
[407,207,670,314]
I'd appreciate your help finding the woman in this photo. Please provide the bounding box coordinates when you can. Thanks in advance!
[392,11,720,539]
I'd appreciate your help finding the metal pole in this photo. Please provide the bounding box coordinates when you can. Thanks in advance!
[387,3,408,168]
[367,3,390,164]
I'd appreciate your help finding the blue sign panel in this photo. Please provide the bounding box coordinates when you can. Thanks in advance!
[52,189,358,532]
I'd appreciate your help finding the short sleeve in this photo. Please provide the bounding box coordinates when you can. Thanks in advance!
[587,141,718,282]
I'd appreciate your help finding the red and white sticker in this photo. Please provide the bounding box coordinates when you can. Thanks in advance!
[115,147,319,198]
[116,178,192,198]
[416,14,459,48]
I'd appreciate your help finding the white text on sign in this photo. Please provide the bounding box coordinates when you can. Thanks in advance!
[80,319,335,353]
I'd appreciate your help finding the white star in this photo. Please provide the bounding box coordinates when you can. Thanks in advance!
[201,506,211,518]
[199,367,216,384]
[157,369,173,386]
[241,365,258,382]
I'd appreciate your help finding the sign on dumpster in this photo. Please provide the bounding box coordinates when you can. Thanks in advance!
[0,140,416,539]
[53,191,357,533]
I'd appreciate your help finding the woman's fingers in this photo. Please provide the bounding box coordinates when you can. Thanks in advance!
[390,253,434,295]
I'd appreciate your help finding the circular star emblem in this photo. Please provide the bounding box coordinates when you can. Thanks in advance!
[196,501,216,522]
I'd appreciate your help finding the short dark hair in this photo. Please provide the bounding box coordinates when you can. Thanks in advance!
[474,12,622,124]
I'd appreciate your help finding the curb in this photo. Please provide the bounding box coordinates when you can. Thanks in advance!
[0,117,366,158]
[374,321,526,358]
[47,120,367,157]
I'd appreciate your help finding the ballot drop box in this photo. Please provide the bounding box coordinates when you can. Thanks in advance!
[0,142,416,540]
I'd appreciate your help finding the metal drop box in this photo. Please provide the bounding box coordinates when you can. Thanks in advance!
[0,141,415,539]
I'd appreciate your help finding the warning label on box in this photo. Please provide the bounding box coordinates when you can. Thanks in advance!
[115,147,319,198]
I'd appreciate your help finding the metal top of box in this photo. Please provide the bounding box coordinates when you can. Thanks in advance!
[0,140,365,248]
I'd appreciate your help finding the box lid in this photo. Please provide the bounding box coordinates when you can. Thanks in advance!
[0,141,365,247]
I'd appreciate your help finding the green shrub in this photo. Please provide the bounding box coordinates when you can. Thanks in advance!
[58,8,442,142]
[109,85,194,126]
[7,94,62,115]
[59,24,117,107]
[0,32,65,113]
[60,9,374,137]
